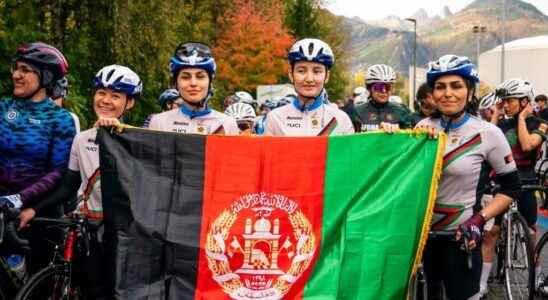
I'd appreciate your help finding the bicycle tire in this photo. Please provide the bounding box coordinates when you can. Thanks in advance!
[504,213,535,300]
[535,231,548,297]
[15,263,82,300]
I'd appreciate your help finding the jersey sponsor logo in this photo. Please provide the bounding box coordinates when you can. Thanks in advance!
[28,118,41,125]
[85,144,98,152]
[360,124,379,132]
[287,123,301,128]
[173,128,187,134]
[286,116,303,120]
[173,121,189,126]
[6,109,18,121]
[205,193,316,300]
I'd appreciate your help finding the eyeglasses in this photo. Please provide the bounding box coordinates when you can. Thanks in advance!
[175,42,212,59]
[371,83,393,93]
[11,64,37,76]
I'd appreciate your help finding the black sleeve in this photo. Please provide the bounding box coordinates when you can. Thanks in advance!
[30,170,82,213]
[494,170,522,200]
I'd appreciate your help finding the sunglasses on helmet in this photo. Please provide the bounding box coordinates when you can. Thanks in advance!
[175,42,212,59]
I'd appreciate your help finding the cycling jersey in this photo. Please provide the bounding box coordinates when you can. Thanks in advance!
[0,97,76,203]
[264,97,354,136]
[351,100,413,132]
[410,110,429,127]
[497,116,546,181]
[417,114,517,231]
[68,127,102,219]
[148,107,239,135]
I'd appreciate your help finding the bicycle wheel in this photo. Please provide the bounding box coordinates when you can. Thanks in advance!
[535,231,548,297]
[504,213,535,300]
[15,263,83,300]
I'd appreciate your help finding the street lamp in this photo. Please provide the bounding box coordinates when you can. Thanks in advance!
[472,25,487,69]
[501,0,507,83]
[405,17,417,111]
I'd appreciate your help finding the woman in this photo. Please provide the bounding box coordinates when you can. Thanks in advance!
[19,64,142,299]
[148,42,238,135]
[0,42,76,273]
[416,54,521,299]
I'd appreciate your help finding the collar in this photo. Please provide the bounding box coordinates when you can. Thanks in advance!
[180,103,211,119]
[440,112,470,130]
[292,95,323,112]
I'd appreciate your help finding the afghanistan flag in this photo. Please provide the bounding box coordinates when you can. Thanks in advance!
[98,128,444,300]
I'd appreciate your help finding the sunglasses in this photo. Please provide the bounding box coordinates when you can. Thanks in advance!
[175,42,212,59]
[371,83,393,93]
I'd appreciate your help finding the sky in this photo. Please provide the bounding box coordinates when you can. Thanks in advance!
[325,0,548,21]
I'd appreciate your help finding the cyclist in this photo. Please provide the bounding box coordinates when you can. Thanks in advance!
[255,98,278,135]
[349,64,413,132]
[19,64,142,299]
[416,54,520,300]
[477,91,498,122]
[264,38,354,136]
[142,88,182,128]
[148,42,238,135]
[410,82,436,126]
[225,102,256,135]
[51,77,81,133]
[535,94,548,121]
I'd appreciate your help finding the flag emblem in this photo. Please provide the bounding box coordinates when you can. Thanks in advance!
[205,193,317,300]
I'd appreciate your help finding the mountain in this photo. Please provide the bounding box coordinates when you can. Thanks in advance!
[341,0,548,75]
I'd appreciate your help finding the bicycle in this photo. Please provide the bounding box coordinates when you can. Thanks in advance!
[0,206,30,300]
[408,228,473,300]
[14,214,102,300]
[488,196,536,300]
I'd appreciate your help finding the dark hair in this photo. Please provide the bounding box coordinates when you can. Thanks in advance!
[416,83,432,103]
[535,94,547,102]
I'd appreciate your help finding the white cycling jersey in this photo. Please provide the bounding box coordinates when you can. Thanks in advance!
[264,98,354,136]
[148,108,239,135]
[68,127,102,219]
[417,114,517,231]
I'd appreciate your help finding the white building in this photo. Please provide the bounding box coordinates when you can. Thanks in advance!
[479,35,548,96]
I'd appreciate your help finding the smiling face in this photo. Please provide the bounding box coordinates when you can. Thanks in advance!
[432,75,470,116]
[11,61,44,100]
[176,68,210,104]
[289,61,329,101]
[93,88,134,119]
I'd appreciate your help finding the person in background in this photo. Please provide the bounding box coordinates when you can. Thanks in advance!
[410,82,436,126]
[535,94,548,121]
[51,77,81,133]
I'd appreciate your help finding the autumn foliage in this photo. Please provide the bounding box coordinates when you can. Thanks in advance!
[214,0,294,93]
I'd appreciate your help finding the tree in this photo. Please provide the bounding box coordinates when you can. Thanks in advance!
[213,0,294,107]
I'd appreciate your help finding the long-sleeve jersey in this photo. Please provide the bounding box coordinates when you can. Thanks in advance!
[0,97,76,203]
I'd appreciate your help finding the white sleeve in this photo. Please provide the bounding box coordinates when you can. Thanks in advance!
[71,113,81,134]
[337,111,355,135]
[67,135,80,172]
[148,114,160,130]
[484,126,517,175]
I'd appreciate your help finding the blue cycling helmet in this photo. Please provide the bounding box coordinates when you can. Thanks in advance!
[426,55,479,88]
[169,42,216,80]
[93,65,143,98]
[263,99,278,110]
[157,88,180,108]
[288,38,334,69]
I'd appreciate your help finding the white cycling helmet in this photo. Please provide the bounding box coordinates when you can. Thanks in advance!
[225,102,256,123]
[288,38,335,69]
[93,64,143,98]
[479,92,499,110]
[353,86,366,96]
[496,78,535,103]
[366,64,397,85]
[233,91,255,105]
